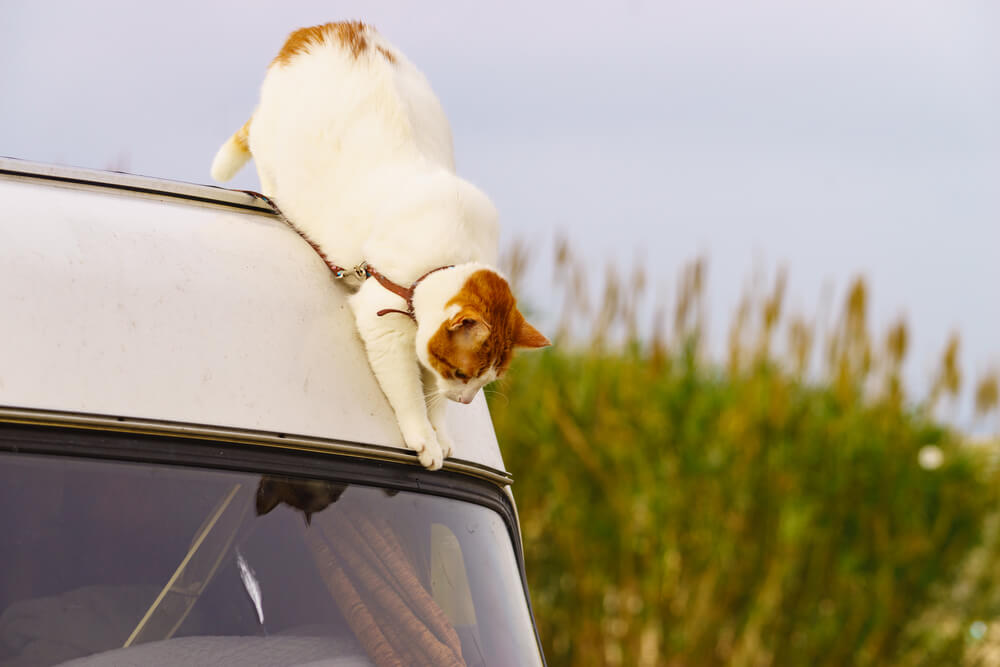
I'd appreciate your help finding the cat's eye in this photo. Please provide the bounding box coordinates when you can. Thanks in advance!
[454,370,468,380]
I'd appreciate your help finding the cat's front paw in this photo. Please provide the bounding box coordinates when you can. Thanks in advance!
[433,426,454,460]
[417,444,444,471]
[401,421,445,471]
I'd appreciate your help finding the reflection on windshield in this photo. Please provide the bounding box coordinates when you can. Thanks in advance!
[255,476,348,525]
[0,452,541,667]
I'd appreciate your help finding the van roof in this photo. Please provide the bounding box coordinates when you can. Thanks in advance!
[0,157,509,484]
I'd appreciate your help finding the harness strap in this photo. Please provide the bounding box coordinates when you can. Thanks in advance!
[368,265,455,321]
[245,190,453,322]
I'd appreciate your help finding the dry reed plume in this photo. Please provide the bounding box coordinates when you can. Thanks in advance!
[491,240,1000,666]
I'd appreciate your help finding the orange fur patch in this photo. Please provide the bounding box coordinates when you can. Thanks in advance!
[272,22,396,67]
[426,270,547,381]
[376,45,397,64]
[233,117,252,153]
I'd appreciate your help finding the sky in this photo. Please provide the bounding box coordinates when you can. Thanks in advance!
[2,0,998,428]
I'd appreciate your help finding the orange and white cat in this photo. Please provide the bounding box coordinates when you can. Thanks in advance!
[211,22,548,470]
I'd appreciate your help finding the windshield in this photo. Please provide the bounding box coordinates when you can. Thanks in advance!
[0,450,541,667]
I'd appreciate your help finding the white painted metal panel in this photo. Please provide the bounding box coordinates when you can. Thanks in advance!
[0,160,505,472]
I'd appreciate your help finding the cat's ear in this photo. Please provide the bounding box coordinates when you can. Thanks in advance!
[448,308,490,345]
[514,316,550,349]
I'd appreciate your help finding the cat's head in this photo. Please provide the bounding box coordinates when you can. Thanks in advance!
[413,265,549,403]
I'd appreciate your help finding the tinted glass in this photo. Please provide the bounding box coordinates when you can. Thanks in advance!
[0,451,541,667]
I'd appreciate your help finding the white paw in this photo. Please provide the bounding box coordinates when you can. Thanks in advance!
[417,444,444,471]
[402,422,444,471]
[434,427,454,460]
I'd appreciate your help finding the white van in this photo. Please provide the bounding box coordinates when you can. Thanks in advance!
[0,157,544,666]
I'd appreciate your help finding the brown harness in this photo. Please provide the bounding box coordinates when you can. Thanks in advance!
[365,265,455,320]
[245,191,453,321]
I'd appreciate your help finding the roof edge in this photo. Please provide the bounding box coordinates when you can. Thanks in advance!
[0,156,274,215]
[0,406,513,487]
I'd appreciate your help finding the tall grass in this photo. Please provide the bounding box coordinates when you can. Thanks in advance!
[490,243,1000,666]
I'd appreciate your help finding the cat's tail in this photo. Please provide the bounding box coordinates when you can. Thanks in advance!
[210,118,252,182]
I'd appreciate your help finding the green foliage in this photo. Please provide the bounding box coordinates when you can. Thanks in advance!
[489,253,1000,666]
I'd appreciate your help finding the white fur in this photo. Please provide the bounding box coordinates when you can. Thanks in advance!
[212,25,501,469]
[210,134,251,182]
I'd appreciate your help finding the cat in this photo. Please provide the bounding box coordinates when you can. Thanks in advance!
[256,476,348,525]
[255,476,401,525]
[211,22,548,470]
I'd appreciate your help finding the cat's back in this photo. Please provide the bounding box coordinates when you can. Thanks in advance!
[252,22,454,173]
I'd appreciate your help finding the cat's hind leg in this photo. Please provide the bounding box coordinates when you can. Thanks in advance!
[256,165,277,197]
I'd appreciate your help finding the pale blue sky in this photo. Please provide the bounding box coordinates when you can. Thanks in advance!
[2,0,997,427]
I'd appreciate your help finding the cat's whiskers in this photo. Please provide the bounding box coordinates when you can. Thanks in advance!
[482,387,510,406]
[423,389,446,407]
